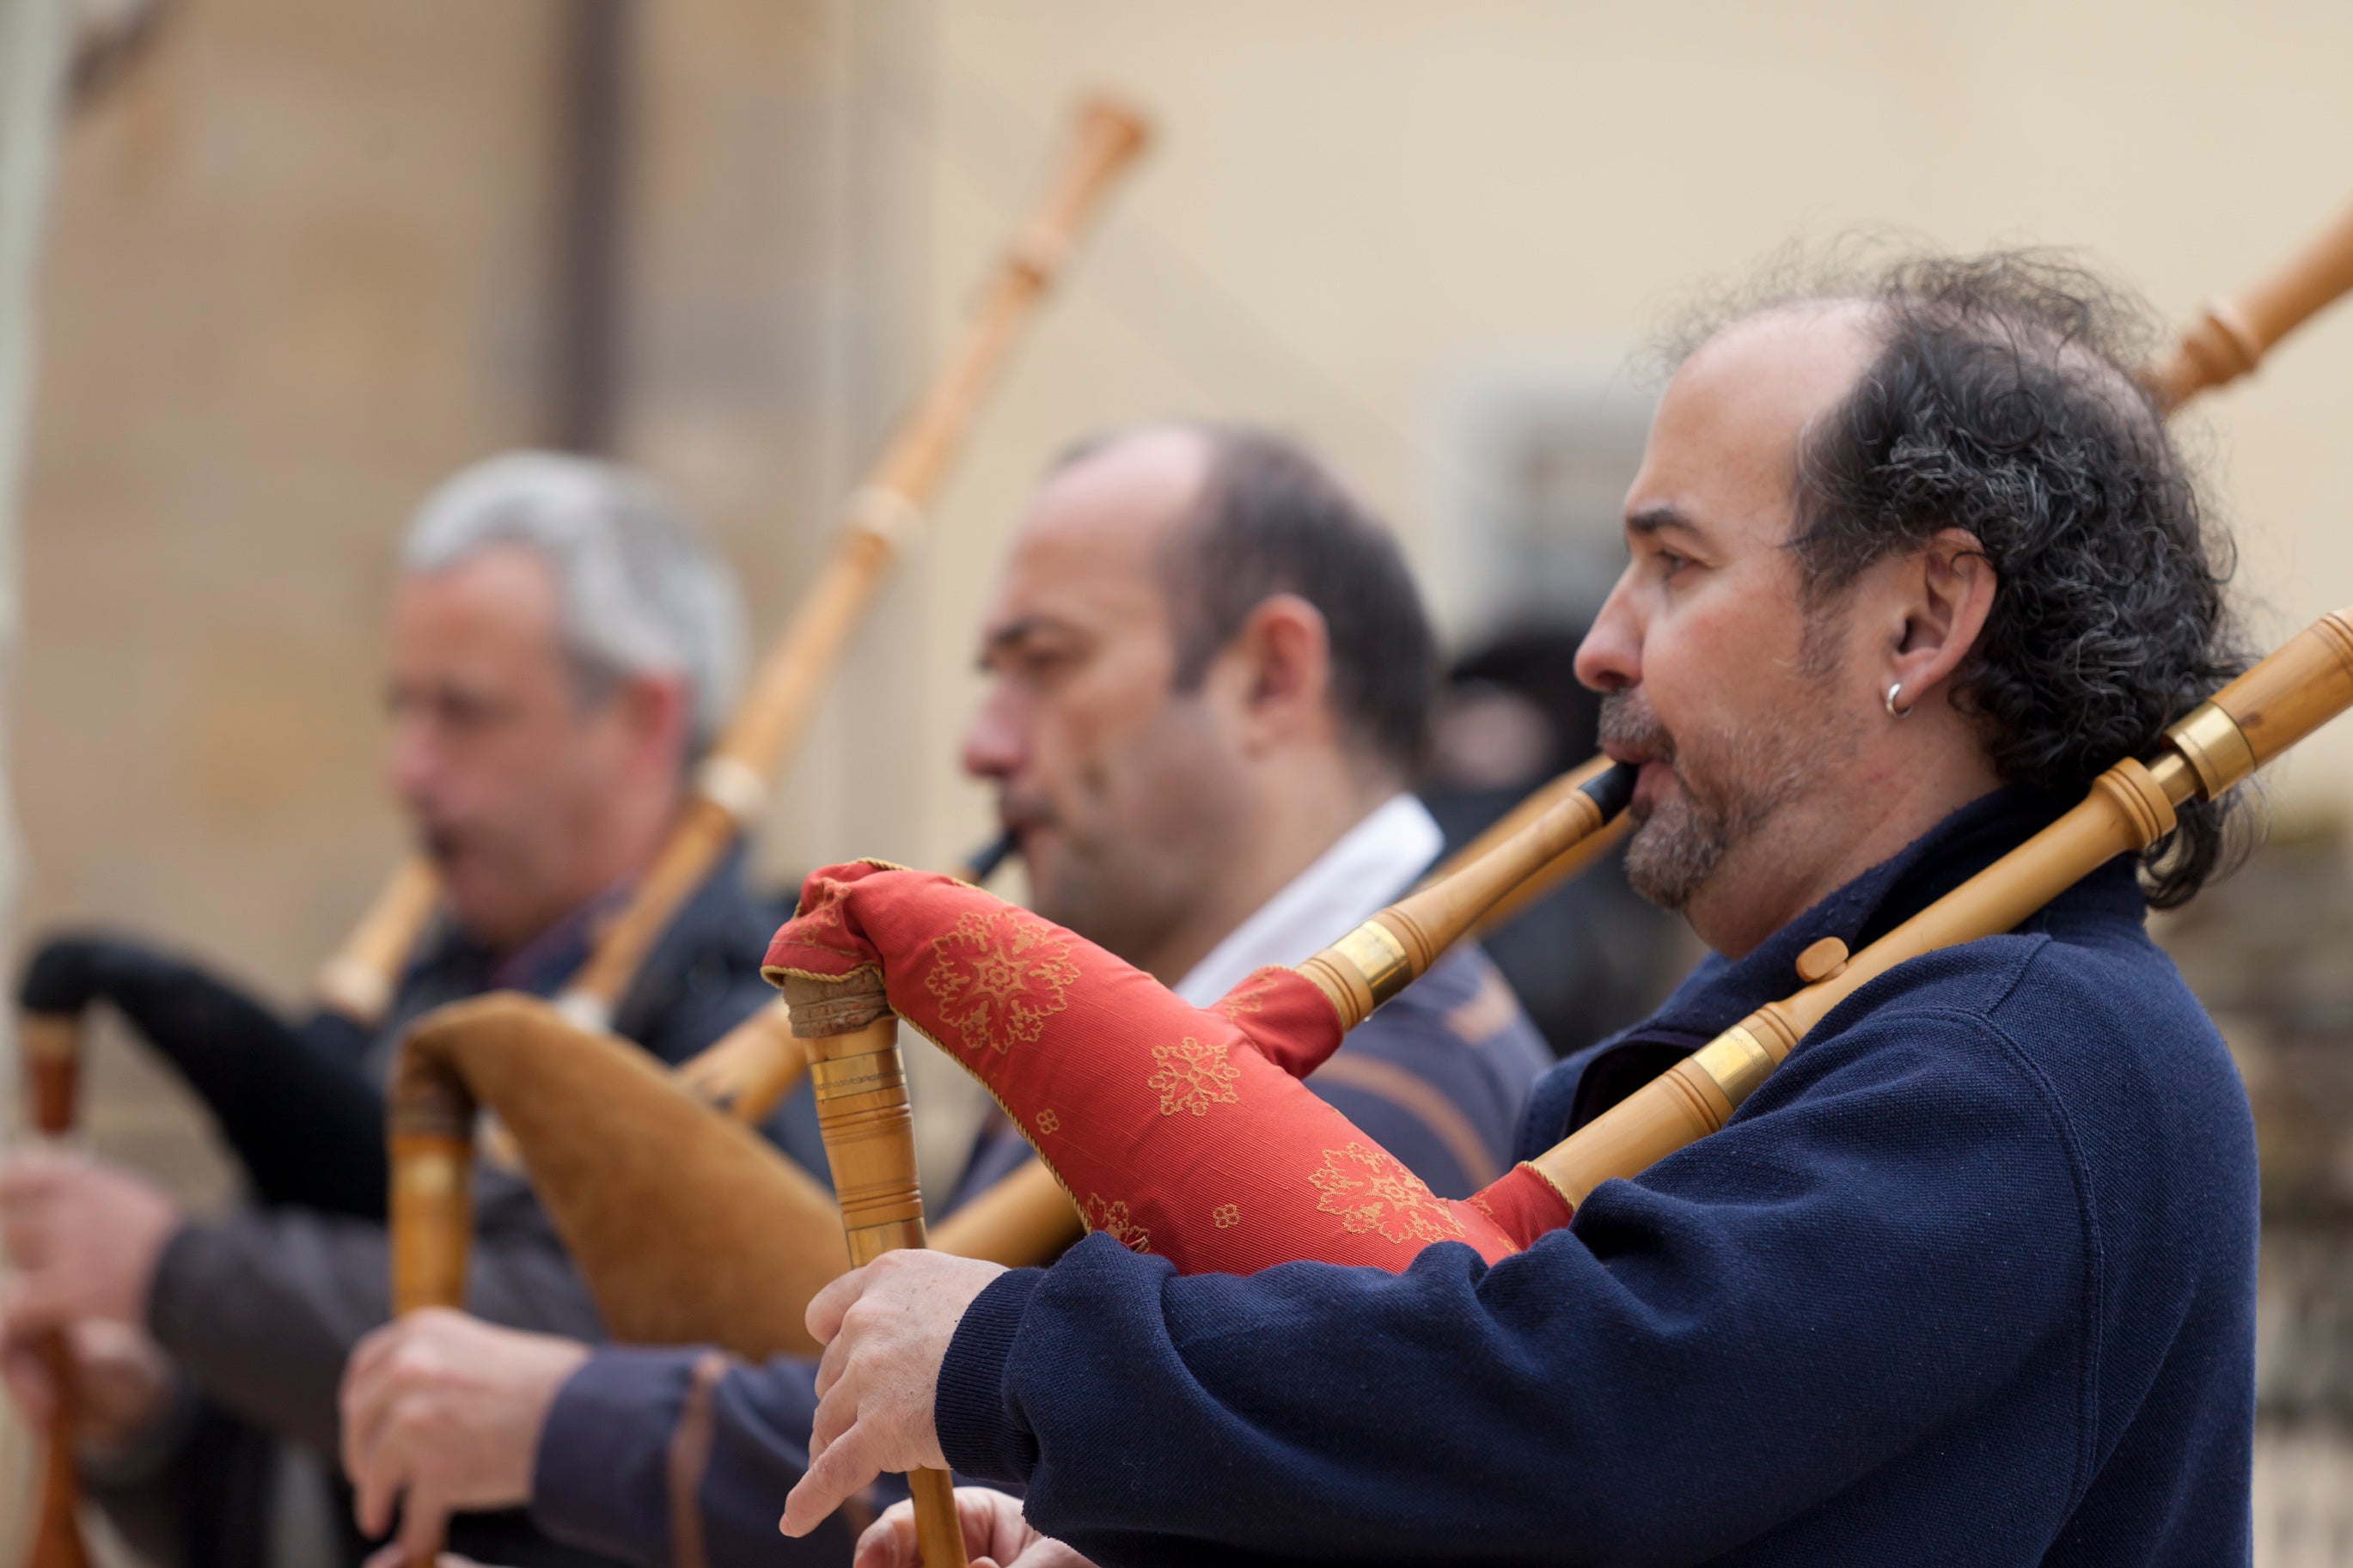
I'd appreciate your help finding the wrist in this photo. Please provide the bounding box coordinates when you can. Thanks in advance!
[933,1267,1047,1485]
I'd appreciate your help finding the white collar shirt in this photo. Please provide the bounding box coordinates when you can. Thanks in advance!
[1170,792,1446,1009]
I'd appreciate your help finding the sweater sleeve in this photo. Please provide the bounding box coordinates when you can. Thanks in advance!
[146,1210,605,1459]
[532,1348,860,1568]
[934,1009,2093,1566]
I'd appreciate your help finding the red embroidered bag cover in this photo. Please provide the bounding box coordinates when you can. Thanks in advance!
[762,861,1571,1274]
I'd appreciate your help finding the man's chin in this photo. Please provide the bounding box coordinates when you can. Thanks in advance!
[1621,810,1725,913]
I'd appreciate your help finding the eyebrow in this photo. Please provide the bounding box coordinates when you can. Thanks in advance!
[1624,503,1711,544]
[976,614,1079,667]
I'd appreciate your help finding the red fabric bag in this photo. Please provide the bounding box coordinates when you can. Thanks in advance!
[763,862,1570,1274]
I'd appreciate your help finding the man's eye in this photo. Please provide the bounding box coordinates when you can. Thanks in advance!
[1654,549,1690,578]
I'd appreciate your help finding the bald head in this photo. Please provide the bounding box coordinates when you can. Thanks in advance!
[1030,424,1215,556]
[1633,301,1882,556]
[961,421,1435,978]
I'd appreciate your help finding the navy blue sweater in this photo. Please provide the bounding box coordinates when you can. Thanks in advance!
[932,791,2258,1565]
[530,943,1549,1567]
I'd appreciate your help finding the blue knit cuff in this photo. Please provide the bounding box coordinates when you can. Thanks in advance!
[531,1345,700,1565]
[935,1267,1046,1485]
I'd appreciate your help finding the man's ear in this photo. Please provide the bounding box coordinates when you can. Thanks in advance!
[1883,528,1995,711]
[612,671,695,772]
[1224,593,1335,753]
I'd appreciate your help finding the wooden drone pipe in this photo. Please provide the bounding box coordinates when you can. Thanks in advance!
[671,997,808,1129]
[14,1015,91,1568]
[313,854,441,1028]
[2146,191,2353,411]
[554,95,1152,1034]
[1418,752,1635,939]
[929,1156,1085,1264]
[1529,607,2353,1213]
[779,973,967,1568]
[1299,760,1637,1030]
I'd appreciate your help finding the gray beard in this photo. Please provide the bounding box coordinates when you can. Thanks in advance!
[1605,699,1813,913]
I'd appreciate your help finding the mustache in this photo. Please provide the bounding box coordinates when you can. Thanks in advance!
[1597,691,1676,765]
[994,789,1058,836]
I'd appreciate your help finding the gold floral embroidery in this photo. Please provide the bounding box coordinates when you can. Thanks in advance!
[1212,1203,1241,1229]
[1308,1142,1465,1246]
[922,909,1079,1055]
[1035,1109,1060,1136]
[1081,1194,1151,1253]
[1146,1035,1241,1117]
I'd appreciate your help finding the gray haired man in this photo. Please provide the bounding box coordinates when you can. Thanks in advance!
[0,452,810,1566]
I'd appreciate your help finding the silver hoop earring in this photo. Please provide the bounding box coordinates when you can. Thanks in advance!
[1885,681,1908,718]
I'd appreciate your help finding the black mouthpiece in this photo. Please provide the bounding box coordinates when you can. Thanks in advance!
[1576,760,1640,821]
[961,831,1018,887]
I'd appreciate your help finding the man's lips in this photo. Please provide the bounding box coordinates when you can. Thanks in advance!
[1628,759,1676,815]
[997,816,1051,857]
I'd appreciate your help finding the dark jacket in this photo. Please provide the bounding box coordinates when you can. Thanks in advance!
[528,943,1552,1568]
[101,850,811,1568]
[926,790,2259,1566]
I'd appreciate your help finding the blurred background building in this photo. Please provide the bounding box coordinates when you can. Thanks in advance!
[2,0,2349,1559]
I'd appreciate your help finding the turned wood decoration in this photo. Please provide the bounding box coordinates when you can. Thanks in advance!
[1526,608,2353,1215]
[14,1013,93,1568]
[778,971,968,1568]
[550,96,1151,1035]
[1297,761,1636,1031]
[2145,192,2353,412]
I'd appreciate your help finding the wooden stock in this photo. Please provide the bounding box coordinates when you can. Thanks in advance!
[555,95,1152,1031]
[781,974,967,1568]
[14,1014,90,1568]
[313,853,440,1028]
[382,1035,475,1565]
[2146,191,2353,411]
[1530,607,2353,1211]
[1299,760,1636,1029]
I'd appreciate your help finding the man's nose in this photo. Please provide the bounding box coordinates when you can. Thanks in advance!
[1574,575,1643,694]
[959,684,1029,783]
[388,717,441,807]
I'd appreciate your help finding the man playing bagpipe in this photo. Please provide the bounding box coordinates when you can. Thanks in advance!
[334,425,1554,1565]
[1,454,822,1566]
[778,255,2261,1566]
